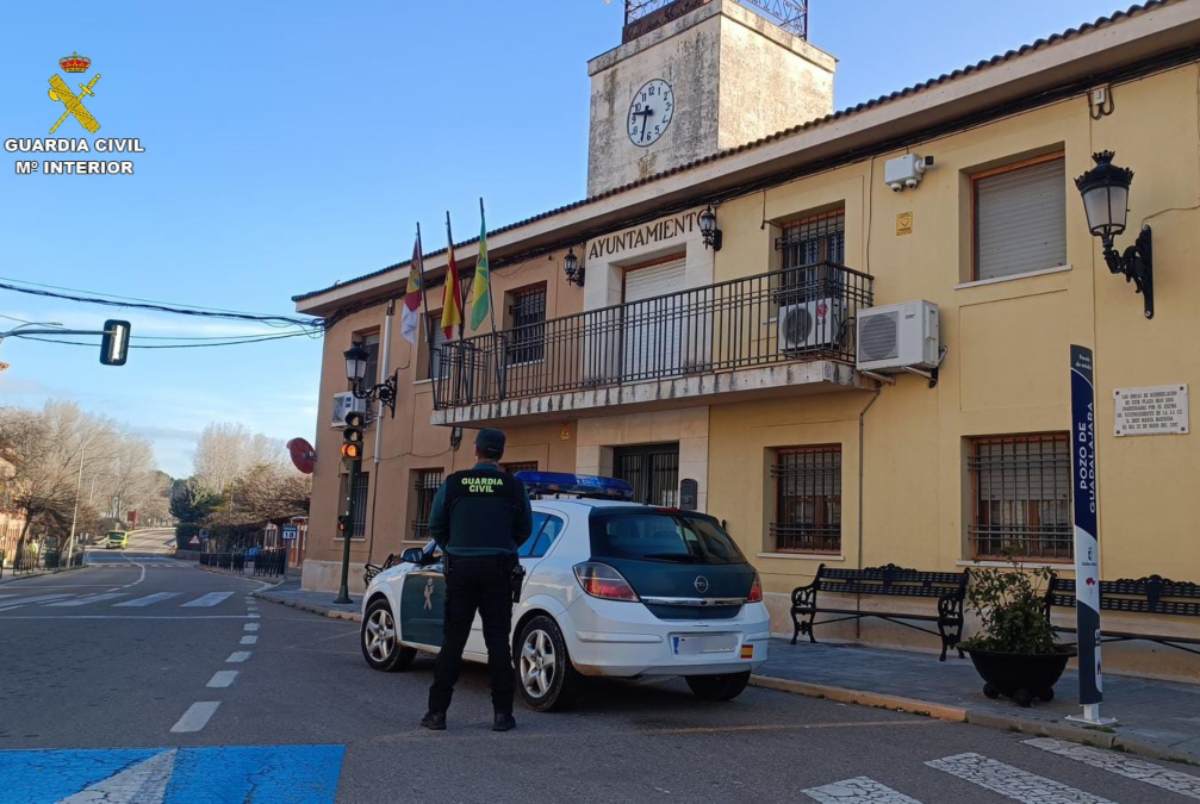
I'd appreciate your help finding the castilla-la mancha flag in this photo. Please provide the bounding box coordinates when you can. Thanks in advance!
[401,233,424,345]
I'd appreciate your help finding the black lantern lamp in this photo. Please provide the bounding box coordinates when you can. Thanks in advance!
[1075,151,1153,318]
[563,247,584,287]
[699,205,723,251]
[343,341,399,417]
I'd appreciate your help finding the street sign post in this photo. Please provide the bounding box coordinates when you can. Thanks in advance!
[1066,345,1117,726]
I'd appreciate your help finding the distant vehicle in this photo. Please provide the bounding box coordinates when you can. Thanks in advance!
[360,472,769,711]
[105,531,128,550]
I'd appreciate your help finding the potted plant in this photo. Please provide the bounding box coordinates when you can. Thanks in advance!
[960,561,1075,707]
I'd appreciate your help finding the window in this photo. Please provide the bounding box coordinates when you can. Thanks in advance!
[411,469,443,540]
[507,284,546,365]
[770,445,841,553]
[518,512,565,559]
[353,331,380,386]
[502,461,538,475]
[968,433,1072,561]
[588,510,746,565]
[774,208,845,306]
[338,471,370,540]
[974,155,1066,280]
[424,313,449,381]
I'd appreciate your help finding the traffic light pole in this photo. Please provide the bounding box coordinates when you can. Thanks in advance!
[334,458,358,605]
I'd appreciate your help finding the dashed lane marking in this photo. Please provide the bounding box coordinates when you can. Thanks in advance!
[804,776,923,803]
[927,752,1115,803]
[206,671,238,689]
[1025,738,1200,799]
[169,702,220,734]
[114,592,181,608]
[180,591,234,608]
[244,623,259,631]
[226,651,251,663]
[240,636,258,645]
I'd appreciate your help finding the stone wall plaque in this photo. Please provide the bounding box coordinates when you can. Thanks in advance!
[1113,384,1189,436]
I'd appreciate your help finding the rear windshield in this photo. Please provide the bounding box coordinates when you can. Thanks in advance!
[107,532,124,539]
[589,510,746,565]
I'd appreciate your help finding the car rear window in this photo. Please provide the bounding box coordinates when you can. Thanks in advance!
[589,510,746,565]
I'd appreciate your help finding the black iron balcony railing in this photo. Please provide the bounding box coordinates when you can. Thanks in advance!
[431,261,872,410]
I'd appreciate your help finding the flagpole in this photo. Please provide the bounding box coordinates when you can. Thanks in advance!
[480,197,505,399]
[480,198,500,337]
[445,211,464,341]
[416,223,435,377]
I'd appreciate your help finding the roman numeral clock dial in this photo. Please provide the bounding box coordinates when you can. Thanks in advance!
[628,78,674,147]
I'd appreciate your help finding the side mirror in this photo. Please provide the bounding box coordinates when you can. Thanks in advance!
[401,547,426,565]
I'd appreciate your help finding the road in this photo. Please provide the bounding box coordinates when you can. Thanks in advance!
[1,537,1197,802]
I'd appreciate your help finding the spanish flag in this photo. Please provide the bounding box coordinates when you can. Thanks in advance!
[440,212,464,339]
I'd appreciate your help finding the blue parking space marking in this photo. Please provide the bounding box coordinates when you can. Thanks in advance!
[0,745,345,803]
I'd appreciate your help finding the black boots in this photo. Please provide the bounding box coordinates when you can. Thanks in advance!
[420,711,446,731]
[492,712,516,732]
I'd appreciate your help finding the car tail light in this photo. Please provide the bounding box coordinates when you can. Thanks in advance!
[747,573,763,603]
[573,562,639,602]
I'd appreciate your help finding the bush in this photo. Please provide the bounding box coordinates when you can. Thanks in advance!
[960,561,1059,655]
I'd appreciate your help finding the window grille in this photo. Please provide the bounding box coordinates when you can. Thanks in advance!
[770,445,841,553]
[774,208,846,306]
[968,433,1072,561]
[502,461,538,476]
[354,332,380,387]
[507,284,547,365]
[411,469,444,540]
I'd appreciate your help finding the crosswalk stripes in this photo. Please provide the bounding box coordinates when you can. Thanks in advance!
[1025,737,1200,799]
[114,592,181,608]
[0,593,73,610]
[926,752,1115,803]
[48,592,127,607]
[181,592,234,608]
[803,776,921,803]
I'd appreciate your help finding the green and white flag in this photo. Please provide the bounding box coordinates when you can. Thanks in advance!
[469,203,491,331]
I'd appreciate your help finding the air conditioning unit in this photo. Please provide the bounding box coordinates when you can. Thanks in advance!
[331,392,367,427]
[856,300,940,372]
[778,298,843,352]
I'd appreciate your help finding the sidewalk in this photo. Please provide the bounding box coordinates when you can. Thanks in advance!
[253,575,362,622]
[755,639,1200,765]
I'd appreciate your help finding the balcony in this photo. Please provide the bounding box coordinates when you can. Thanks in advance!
[431,262,874,427]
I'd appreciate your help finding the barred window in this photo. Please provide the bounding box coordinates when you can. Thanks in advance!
[968,433,1072,561]
[353,331,380,387]
[502,461,538,476]
[338,471,370,540]
[507,284,546,365]
[774,208,845,306]
[411,469,444,541]
[770,445,841,553]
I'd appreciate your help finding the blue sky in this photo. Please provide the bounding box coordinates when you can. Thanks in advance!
[0,0,1122,477]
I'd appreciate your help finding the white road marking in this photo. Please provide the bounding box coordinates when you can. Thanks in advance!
[248,612,260,618]
[244,623,260,631]
[804,776,922,802]
[59,748,176,804]
[48,592,127,607]
[169,702,220,733]
[0,615,256,620]
[114,592,181,608]
[226,651,252,663]
[1025,738,1200,799]
[180,592,234,608]
[0,593,73,610]
[206,670,239,689]
[927,753,1115,803]
[240,636,258,645]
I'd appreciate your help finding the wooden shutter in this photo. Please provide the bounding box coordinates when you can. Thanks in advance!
[975,158,1066,280]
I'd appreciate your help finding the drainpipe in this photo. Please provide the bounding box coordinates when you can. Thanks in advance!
[366,300,395,562]
[856,388,882,640]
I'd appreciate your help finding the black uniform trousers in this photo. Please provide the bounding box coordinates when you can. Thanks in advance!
[428,553,516,716]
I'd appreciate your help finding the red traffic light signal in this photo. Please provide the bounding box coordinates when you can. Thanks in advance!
[337,514,353,534]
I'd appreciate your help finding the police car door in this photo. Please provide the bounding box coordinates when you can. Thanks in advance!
[399,553,447,651]
[463,510,563,658]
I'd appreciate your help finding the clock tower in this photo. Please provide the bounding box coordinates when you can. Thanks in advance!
[587,0,836,197]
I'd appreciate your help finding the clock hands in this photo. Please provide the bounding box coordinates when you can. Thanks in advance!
[633,107,654,141]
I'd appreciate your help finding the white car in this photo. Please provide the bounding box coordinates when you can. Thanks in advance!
[359,475,770,711]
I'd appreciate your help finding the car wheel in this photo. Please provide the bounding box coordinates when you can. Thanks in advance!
[516,615,581,712]
[685,671,751,701]
[361,598,415,672]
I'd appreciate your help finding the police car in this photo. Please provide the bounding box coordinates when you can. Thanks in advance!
[360,472,770,711]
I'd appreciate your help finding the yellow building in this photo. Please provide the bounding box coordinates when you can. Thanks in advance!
[294,0,1200,678]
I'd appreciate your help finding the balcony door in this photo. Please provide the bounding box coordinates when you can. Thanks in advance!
[613,443,679,507]
[623,258,686,381]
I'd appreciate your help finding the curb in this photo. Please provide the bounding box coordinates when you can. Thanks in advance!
[252,591,363,623]
[194,564,289,591]
[750,675,1199,767]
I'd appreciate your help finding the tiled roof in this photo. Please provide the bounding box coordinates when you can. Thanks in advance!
[293,1,1168,305]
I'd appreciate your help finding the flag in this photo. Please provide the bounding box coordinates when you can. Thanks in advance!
[401,233,424,345]
[469,206,491,331]
[440,216,464,339]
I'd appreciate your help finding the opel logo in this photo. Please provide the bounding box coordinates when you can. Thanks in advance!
[694,575,710,594]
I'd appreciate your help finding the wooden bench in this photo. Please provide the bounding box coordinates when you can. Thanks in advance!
[791,563,970,661]
[1048,575,1200,655]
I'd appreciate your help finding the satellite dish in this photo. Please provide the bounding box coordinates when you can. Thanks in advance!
[287,437,317,474]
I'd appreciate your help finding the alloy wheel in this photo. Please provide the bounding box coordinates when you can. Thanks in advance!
[364,608,395,662]
[519,628,557,699]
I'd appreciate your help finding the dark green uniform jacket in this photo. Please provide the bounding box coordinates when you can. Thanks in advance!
[428,462,533,557]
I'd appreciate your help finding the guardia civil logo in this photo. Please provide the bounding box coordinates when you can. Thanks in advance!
[48,51,101,134]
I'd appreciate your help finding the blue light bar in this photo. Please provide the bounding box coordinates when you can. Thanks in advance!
[514,471,635,501]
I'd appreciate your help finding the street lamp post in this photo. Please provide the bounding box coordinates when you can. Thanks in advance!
[65,431,99,567]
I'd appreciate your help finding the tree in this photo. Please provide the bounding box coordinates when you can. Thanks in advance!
[170,478,219,523]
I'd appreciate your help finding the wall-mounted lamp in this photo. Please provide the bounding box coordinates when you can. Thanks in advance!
[1075,150,1153,319]
[699,205,723,251]
[344,342,398,417]
[563,247,585,287]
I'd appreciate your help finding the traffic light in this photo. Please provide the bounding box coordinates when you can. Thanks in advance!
[336,513,353,535]
[341,411,364,462]
[100,320,131,366]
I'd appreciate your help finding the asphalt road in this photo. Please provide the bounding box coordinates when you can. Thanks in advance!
[1,543,1197,802]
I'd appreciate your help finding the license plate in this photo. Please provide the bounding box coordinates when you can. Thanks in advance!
[670,633,738,656]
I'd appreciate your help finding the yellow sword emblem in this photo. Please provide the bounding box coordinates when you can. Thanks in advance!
[48,73,101,134]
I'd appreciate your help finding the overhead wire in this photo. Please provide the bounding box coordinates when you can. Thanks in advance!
[14,330,318,349]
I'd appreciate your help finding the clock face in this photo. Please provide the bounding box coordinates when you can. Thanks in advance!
[627,79,674,147]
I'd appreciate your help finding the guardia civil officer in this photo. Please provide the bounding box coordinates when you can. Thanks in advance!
[421,428,532,732]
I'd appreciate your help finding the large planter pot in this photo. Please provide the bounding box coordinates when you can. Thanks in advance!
[966,647,1077,707]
